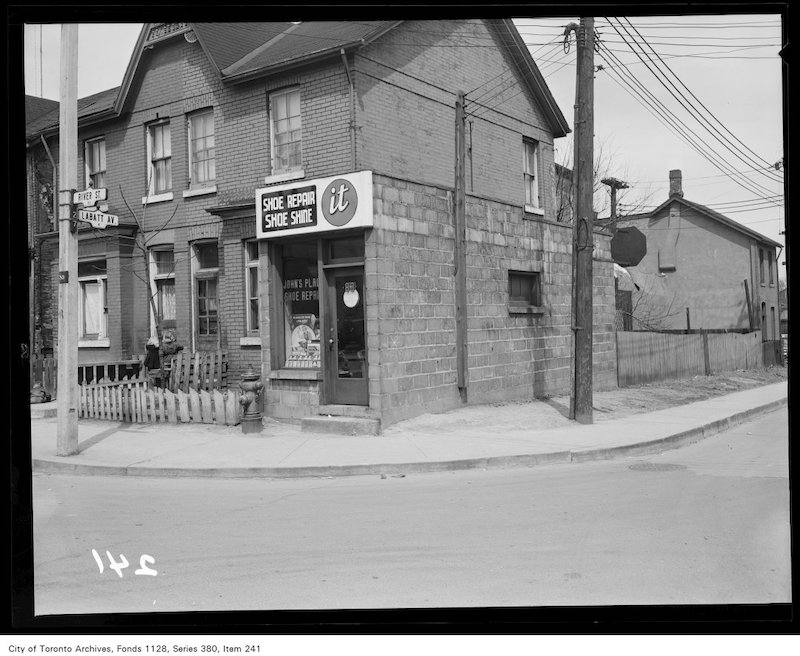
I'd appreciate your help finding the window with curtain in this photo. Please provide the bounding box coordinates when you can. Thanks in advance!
[188,109,215,188]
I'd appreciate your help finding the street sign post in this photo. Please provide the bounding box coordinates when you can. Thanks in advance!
[77,208,119,229]
[73,187,107,206]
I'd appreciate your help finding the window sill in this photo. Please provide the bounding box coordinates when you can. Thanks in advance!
[524,205,545,216]
[264,170,305,186]
[142,192,174,205]
[183,185,217,198]
[508,305,545,316]
[79,339,111,348]
[269,369,322,381]
[240,336,262,347]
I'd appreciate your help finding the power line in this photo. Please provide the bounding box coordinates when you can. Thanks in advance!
[605,18,783,198]
[619,17,783,182]
[595,43,782,207]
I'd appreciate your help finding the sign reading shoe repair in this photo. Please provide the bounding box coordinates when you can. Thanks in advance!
[256,171,373,240]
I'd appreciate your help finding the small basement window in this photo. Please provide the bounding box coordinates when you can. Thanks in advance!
[508,270,544,314]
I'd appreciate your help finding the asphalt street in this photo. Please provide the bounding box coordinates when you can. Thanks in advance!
[32,408,790,615]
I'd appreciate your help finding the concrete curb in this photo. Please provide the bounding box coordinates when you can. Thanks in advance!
[32,397,787,480]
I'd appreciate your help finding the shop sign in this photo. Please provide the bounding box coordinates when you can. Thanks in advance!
[256,171,373,240]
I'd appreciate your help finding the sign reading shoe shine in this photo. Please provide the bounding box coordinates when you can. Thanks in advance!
[256,171,373,240]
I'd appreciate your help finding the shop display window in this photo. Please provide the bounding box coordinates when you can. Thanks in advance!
[281,240,320,368]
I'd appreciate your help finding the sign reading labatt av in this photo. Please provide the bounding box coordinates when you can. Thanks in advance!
[256,171,373,240]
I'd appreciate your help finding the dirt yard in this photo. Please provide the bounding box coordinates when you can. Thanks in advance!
[385,366,788,437]
[569,365,788,422]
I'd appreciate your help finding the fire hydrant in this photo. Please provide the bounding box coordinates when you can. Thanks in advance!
[239,365,264,434]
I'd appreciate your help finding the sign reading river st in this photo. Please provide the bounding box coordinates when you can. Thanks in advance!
[256,171,373,239]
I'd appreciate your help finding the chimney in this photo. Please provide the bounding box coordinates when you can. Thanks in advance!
[669,169,683,197]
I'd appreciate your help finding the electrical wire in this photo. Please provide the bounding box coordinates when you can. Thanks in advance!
[595,43,782,207]
[602,19,783,201]
[619,17,783,182]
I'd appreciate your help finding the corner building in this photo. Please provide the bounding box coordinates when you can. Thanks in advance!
[26,20,617,430]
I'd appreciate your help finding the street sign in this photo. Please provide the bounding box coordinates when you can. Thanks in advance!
[611,226,647,267]
[77,208,119,229]
[73,187,107,205]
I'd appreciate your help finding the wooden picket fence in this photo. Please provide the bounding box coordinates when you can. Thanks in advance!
[78,375,240,425]
[167,350,228,392]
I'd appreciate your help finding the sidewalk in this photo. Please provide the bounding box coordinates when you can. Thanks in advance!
[29,381,788,479]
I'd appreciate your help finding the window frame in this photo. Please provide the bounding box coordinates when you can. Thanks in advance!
[244,239,260,334]
[508,270,544,315]
[187,109,216,190]
[269,87,303,175]
[146,119,172,197]
[84,136,106,190]
[191,241,220,345]
[78,259,108,343]
[148,247,177,338]
[523,139,543,214]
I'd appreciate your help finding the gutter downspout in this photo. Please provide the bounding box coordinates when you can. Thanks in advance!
[40,135,58,229]
[340,48,356,172]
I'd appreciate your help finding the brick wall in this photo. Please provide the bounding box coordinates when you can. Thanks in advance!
[356,20,557,220]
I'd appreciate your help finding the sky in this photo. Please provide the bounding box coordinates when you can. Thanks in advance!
[22,15,786,278]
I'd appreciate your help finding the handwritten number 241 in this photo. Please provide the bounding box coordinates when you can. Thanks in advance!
[92,549,157,577]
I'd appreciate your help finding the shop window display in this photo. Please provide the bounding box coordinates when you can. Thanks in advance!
[281,241,320,368]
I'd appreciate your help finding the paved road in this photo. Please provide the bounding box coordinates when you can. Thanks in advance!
[32,409,790,615]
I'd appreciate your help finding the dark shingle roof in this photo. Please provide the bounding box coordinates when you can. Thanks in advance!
[192,22,294,71]
[27,87,120,139]
[219,21,397,78]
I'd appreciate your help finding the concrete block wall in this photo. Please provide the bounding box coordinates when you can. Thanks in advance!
[368,174,616,427]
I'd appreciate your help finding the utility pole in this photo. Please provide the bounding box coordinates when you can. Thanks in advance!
[601,176,629,232]
[56,24,79,456]
[454,90,468,400]
[570,17,595,424]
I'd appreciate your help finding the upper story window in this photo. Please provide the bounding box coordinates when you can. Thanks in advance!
[768,250,775,285]
[523,139,542,213]
[188,109,215,189]
[147,121,172,195]
[84,137,106,189]
[759,247,766,285]
[270,88,302,174]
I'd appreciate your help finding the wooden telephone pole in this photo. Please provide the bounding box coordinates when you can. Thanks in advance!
[56,24,79,456]
[454,91,468,399]
[570,17,595,424]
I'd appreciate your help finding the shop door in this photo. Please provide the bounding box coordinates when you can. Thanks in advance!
[324,267,368,405]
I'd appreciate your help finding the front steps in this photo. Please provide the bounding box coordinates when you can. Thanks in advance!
[301,405,381,436]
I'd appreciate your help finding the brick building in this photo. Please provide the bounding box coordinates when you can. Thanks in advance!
[26,20,618,430]
[616,170,783,339]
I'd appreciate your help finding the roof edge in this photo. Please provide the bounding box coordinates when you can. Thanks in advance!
[489,18,570,138]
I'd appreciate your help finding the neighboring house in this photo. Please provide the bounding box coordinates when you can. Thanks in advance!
[26,20,618,429]
[616,169,782,342]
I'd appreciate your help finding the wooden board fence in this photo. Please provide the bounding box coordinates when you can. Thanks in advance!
[617,329,772,387]
[79,377,240,425]
[167,351,229,392]
[617,332,706,386]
